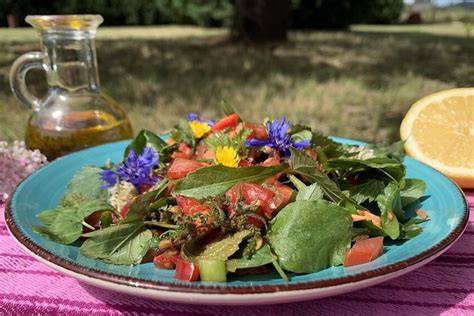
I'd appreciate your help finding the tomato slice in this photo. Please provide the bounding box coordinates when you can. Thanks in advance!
[343,237,384,267]
[175,257,200,282]
[212,113,240,132]
[167,158,208,180]
[172,143,193,159]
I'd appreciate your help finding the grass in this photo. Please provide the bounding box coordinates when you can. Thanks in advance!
[1,24,473,145]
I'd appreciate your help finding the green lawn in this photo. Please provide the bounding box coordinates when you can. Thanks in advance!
[1,24,472,144]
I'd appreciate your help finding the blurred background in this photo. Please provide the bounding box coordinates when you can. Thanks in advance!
[0,0,473,144]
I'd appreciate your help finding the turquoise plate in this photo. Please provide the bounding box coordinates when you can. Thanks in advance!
[5,138,469,305]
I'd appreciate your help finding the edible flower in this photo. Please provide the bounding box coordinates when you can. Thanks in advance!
[246,117,310,157]
[100,147,159,192]
[189,121,212,139]
[187,112,216,126]
[215,146,240,168]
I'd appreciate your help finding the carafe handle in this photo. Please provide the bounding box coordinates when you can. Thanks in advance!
[10,51,48,111]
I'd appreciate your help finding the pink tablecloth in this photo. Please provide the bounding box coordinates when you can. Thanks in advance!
[1,192,473,315]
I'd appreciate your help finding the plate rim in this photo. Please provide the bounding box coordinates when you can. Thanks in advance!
[4,139,470,296]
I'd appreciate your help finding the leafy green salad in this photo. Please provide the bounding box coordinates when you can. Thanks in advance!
[33,104,428,282]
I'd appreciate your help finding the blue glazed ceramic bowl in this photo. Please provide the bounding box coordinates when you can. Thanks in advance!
[5,138,469,305]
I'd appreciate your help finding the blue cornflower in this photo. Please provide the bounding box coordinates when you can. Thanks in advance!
[187,112,215,126]
[99,147,159,192]
[246,118,311,157]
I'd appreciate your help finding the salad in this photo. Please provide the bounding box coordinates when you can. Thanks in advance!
[33,104,428,283]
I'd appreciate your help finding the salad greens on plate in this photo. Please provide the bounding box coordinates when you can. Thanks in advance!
[33,104,428,282]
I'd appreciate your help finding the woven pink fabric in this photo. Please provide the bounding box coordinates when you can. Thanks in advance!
[1,192,473,315]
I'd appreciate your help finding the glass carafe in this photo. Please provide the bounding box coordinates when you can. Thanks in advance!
[10,15,133,160]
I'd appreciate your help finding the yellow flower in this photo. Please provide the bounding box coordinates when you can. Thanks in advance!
[189,121,211,138]
[215,146,240,168]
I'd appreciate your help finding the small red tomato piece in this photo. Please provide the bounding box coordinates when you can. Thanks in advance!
[172,143,193,159]
[176,195,210,215]
[194,144,215,160]
[241,183,274,204]
[167,158,208,180]
[212,113,240,132]
[344,237,384,267]
[244,123,268,140]
[175,257,200,282]
[153,249,179,269]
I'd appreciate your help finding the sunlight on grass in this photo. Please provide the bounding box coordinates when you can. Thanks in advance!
[1,25,472,144]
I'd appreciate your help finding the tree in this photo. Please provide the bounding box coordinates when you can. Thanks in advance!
[231,0,290,43]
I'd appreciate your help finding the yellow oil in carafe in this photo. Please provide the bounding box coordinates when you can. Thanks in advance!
[26,110,133,160]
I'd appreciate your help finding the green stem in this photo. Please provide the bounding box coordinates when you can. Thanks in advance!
[81,221,96,231]
[144,221,179,229]
[271,258,288,282]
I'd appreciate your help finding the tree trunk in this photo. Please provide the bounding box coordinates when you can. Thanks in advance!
[7,14,19,28]
[232,0,290,43]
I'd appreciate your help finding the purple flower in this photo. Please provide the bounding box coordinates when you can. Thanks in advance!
[99,147,159,192]
[246,118,310,157]
[187,112,215,127]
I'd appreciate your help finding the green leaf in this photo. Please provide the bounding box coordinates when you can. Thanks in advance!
[268,200,352,273]
[400,217,427,239]
[171,120,196,148]
[173,164,287,199]
[327,157,405,182]
[184,230,251,261]
[124,129,167,158]
[289,174,323,201]
[367,140,405,161]
[226,244,274,272]
[290,148,347,203]
[376,183,402,240]
[80,222,152,265]
[311,132,339,148]
[204,128,251,155]
[400,179,426,207]
[60,166,107,207]
[291,130,313,143]
[122,179,168,223]
[100,211,113,229]
[199,230,251,260]
[296,183,323,201]
[36,200,112,244]
[349,179,386,204]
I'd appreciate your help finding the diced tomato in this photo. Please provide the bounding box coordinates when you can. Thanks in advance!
[244,123,268,140]
[238,160,253,167]
[241,183,274,204]
[172,143,193,159]
[194,144,215,160]
[343,237,384,267]
[153,248,179,269]
[176,195,213,227]
[167,158,209,180]
[212,113,240,132]
[261,156,280,167]
[416,209,428,220]
[175,257,200,282]
[176,195,210,215]
[120,202,131,218]
[270,182,294,211]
